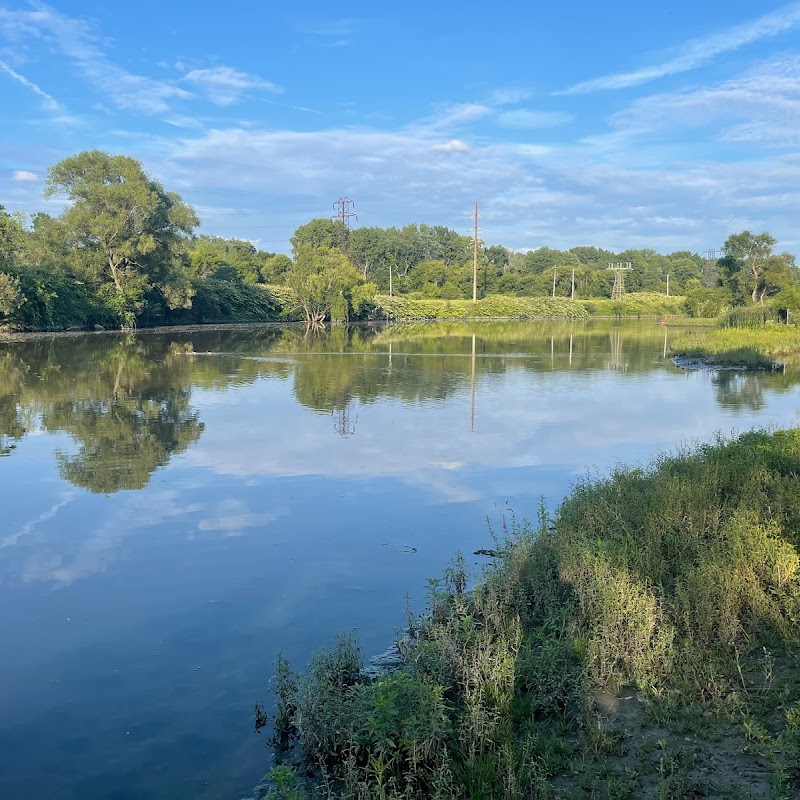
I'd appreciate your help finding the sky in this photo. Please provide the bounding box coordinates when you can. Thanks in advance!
[1,0,800,256]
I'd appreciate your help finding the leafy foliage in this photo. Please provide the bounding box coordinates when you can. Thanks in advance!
[285,247,366,323]
[42,151,199,326]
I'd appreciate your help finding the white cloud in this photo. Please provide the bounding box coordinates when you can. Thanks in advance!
[140,107,800,254]
[12,169,38,182]
[561,1,800,94]
[182,66,283,106]
[497,109,573,129]
[432,139,469,153]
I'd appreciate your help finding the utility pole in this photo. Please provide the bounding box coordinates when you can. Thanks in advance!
[472,202,478,303]
[666,274,670,296]
[331,197,358,250]
[571,267,575,300]
[389,263,393,297]
[552,267,557,298]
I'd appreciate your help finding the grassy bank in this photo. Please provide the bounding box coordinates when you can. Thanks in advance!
[374,292,685,320]
[260,429,800,799]
[670,326,800,368]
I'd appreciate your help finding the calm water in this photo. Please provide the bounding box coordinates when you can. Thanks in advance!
[1,320,799,799]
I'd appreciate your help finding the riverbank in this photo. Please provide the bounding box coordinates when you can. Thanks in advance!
[670,326,800,368]
[1,289,688,333]
[261,428,800,799]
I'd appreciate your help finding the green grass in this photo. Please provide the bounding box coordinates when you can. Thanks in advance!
[258,429,800,799]
[671,325,800,368]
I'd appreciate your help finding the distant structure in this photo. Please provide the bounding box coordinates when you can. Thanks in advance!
[701,248,721,288]
[606,262,633,300]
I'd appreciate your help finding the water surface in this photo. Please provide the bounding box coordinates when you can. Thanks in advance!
[1,320,798,799]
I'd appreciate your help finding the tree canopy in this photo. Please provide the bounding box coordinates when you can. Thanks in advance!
[44,150,199,326]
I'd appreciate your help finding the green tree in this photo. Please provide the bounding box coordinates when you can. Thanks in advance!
[188,235,266,283]
[0,205,26,267]
[44,150,199,326]
[286,247,367,323]
[290,219,339,256]
[263,253,293,283]
[0,272,26,324]
[719,230,796,305]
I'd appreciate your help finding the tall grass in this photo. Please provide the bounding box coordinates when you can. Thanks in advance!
[717,306,784,329]
[671,326,800,367]
[259,429,800,798]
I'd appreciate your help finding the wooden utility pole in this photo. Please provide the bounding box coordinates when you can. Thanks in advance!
[571,267,575,300]
[552,267,557,298]
[389,263,393,297]
[472,202,478,303]
[666,274,670,296]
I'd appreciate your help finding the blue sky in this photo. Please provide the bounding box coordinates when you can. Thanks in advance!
[1,0,800,255]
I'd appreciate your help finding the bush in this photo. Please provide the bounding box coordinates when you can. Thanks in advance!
[168,278,279,324]
[682,286,731,318]
[2,266,116,330]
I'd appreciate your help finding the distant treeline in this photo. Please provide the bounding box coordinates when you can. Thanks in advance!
[1,150,799,329]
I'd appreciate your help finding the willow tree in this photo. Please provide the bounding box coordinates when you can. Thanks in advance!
[286,246,367,323]
[44,150,199,326]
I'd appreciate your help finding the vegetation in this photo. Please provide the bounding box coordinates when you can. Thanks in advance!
[375,294,588,320]
[671,326,800,368]
[259,429,800,799]
[2,152,799,331]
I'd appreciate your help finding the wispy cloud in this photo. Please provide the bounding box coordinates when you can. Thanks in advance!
[182,66,283,106]
[11,169,38,182]
[0,58,61,110]
[1,3,190,113]
[297,17,360,37]
[427,101,493,129]
[561,1,800,94]
[610,56,800,148]
[497,109,573,129]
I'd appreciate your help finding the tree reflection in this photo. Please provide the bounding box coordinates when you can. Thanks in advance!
[0,322,798,483]
[47,391,203,492]
[712,371,766,411]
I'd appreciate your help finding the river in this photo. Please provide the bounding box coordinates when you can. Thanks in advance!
[1,320,798,799]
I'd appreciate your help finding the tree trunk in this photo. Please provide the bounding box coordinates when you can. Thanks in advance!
[108,255,124,293]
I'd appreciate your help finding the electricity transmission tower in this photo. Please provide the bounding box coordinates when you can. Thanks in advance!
[701,248,721,288]
[607,262,633,300]
[331,197,358,249]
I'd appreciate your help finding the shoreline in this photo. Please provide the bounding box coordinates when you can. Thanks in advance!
[0,313,676,341]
